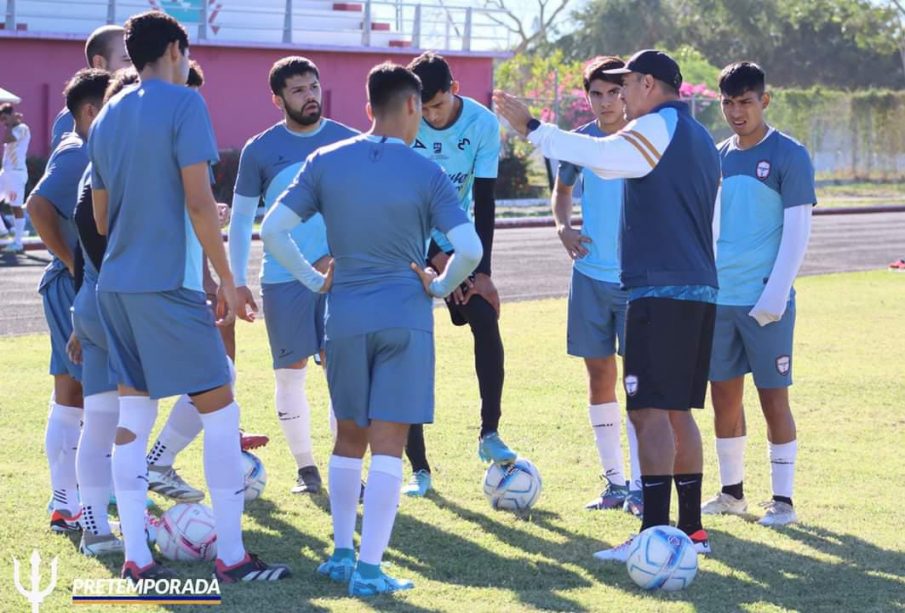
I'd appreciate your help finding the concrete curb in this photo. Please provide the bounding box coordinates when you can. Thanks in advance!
[12,205,905,251]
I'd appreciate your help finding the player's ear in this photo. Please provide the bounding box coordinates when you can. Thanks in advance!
[450,80,460,95]
[761,91,771,110]
[91,54,106,70]
[365,102,374,122]
[272,94,285,113]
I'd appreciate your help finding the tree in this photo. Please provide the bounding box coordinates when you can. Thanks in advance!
[483,0,573,54]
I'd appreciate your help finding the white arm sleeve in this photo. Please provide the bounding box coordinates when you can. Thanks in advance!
[260,203,326,293]
[527,113,671,180]
[227,194,258,287]
[749,204,813,326]
[429,223,483,298]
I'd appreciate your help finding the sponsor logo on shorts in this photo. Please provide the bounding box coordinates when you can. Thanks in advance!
[775,355,791,375]
[624,374,639,397]
[756,160,771,180]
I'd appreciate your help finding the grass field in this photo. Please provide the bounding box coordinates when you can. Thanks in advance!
[1,270,903,612]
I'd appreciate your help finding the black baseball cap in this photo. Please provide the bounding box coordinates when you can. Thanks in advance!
[603,49,683,91]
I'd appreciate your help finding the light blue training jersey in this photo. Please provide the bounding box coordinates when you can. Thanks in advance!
[89,78,219,294]
[557,121,623,284]
[411,96,499,252]
[234,119,358,285]
[717,129,816,306]
[50,107,73,151]
[277,134,469,340]
[32,132,87,291]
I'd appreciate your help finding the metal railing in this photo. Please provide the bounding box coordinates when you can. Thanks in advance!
[3,0,512,52]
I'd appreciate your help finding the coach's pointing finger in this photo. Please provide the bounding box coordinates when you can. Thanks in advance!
[492,91,532,136]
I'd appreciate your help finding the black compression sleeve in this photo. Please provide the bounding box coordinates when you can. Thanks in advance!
[73,180,107,274]
[472,177,496,276]
[73,247,84,292]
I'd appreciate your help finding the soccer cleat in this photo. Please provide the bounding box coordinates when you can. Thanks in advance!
[701,491,748,515]
[215,553,291,583]
[1,243,24,254]
[317,549,356,583]
[687,528,712,554]
[477,432,517,464]
[585,476,629,510]
[122,560,177,581]
[593,535,636,563]
[623,489,644,518]
[240,431,270,451]
[348,566,414,597]
[758,500,798,527]
[888,258,905,272]
[79,532,124,556]
[402,470,432,497]
[291,465,323,494]
[147,465,205,502]
[50,509,82,533]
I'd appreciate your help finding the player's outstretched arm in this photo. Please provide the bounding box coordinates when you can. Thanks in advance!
[27,194,75,273]
[183,161,237,326]
[260,203,330,293]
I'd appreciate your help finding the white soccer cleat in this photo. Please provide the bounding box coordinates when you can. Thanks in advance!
[701,491,748,515]
[758,500,797,527]
[79,532,124,556]
[147,465,205,502]
[593,535,636,563]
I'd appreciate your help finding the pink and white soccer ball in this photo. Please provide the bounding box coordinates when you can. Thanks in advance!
[242,451,267,501]
[626,525,698,591]
[156,503,217,562]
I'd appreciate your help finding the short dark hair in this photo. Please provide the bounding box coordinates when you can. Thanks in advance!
[0,103,13,116]
[124,10,189,72]
[583,56,625,92]
[407,51,452,102]
[187,60,204,88]
[719,61,766,98]
[269,56,319,96]
[104,67,140,104]
[367,62,422,116]
[84,25,124,67]
[64,68,111,115]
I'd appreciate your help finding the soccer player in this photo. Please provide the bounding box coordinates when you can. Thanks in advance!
[702,62,815,527]
[229,56,358,494]
[89,10,288,582]
[1,103,32,254]
[551,56,642,515]
[495,49,720,561]
[402,51,515,497]
[262,62,481,596]
[63,68,123,555]
[50,25,131,149]
[26,83,88,533]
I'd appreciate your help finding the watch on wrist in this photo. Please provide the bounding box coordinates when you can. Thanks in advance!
[526,118,541,133]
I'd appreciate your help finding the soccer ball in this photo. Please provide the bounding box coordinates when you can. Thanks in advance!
[156,503,217,562]
[482,458,542,511]
[626,525,698,591]
[242,451,267,501]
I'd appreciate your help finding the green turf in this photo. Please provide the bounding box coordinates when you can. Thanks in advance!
[1,270,903,612]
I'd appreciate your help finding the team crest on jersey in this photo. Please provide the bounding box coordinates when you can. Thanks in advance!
[624,375,639,397]
[457,137,470,151]
[775,355,790,375]
[756,160,771,180]
[433,142,443,154]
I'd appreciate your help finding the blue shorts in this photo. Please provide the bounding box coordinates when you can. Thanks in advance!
[97,288,231,400]
[326,328,434,428]
[72,282,116,397]
[262,281,326,369]
[40,273,82,380]
[567,268,627,358]
[709,299,796,389]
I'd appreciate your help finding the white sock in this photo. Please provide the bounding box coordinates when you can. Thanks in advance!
[77,391,118,535]
[328,455,363,550]
[112,396,158,567]
[147,395,202,467]
[715,436,747,489]
[13,217,25,246]
[359,455,403,566]
[46,402,82,513]
[625,413,642,491]
[588,402,625,485]
[274,368,315,469]
[769,440,797,501]
[201,402,246,566]
[328,399,337,439]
